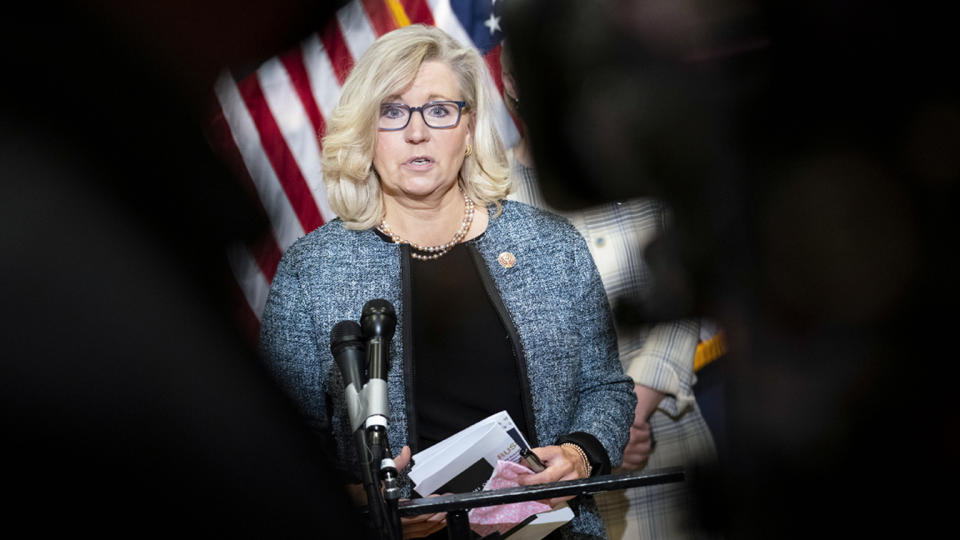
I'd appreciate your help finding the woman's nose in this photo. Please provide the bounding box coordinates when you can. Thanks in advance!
[404,111,430,143]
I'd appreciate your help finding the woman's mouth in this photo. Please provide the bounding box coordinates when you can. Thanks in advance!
[405,156,435,168]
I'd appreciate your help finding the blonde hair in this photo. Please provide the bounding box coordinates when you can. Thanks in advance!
[321,24,510,229]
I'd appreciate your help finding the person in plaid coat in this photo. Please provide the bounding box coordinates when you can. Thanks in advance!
[501,43,720,540]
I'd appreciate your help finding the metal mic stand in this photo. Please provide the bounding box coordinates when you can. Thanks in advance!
[332,315,401,540]
[362,418,402,540]
[354,426,404,540]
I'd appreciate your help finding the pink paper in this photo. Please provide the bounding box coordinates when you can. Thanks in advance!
[468,460,552,538]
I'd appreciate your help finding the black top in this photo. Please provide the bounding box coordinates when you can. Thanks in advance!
[372,229,610,483]
[407,239,528,452]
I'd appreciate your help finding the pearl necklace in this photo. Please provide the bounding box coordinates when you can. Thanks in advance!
[378,190,476,261]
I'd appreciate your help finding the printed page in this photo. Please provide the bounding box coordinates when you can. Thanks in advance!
[412,423,519,496]
[410,411,529,477]
[491,410,531,450]
[413,416,493,464]
[409,422,498,490]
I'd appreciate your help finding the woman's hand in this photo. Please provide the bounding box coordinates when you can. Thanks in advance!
[616,383,665,472]
[392,446,447,539]
[515,445,589,507]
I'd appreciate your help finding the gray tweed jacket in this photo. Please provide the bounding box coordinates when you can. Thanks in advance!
[260,200,636,539]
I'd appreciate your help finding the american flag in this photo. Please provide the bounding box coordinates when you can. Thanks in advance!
[207,0,519,339]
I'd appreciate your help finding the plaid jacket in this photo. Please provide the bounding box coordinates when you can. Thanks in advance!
[509,161,719,539]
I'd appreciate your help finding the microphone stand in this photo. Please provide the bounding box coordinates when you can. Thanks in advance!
[362,419,402,540]
[354,427,401,540]
[331,318,401,540]
[358,299,402,540]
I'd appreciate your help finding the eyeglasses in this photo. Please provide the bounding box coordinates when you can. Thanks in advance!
[378,100,467,131]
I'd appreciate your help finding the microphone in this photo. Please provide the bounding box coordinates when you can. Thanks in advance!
[360,299,399,500]
[332,320,397,536]
[360,299,396,428]
[330,320,367,433]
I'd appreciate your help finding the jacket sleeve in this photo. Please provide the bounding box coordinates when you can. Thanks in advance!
[566,232,638,467]
[620,203,701,417]
[258,248,329,434]
[624,318,700,417]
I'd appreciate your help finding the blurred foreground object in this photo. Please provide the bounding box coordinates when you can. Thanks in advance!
[503,0,959,537]
[1,1,362,536]
[503,34,720,536]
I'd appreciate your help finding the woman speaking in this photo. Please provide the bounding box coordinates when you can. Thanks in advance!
[259,24,635,539]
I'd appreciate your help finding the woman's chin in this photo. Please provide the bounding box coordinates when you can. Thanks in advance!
[388,180,458,202]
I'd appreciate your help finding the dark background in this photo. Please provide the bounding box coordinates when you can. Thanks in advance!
[1,1,362,536]
[504,0,959,537]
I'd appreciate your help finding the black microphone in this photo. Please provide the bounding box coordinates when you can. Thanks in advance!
[360,299,399,500]
[360,299,396,426]
[330,320,367,433]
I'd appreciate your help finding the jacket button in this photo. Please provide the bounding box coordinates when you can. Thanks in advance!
[497,252,517,268]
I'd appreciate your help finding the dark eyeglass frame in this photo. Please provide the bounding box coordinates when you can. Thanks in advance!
[377,100,468,131]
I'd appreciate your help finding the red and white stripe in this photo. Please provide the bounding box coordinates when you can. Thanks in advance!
[210,0,518,339]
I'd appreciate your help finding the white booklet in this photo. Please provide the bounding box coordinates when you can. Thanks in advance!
[408,410,531,497]
[407,411,576,539]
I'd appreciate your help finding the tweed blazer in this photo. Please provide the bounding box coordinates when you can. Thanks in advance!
[260,200,636,537]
